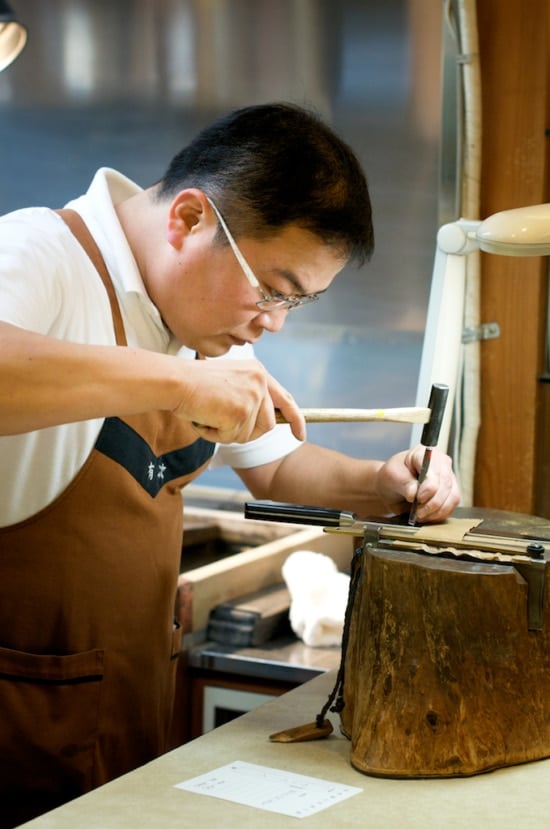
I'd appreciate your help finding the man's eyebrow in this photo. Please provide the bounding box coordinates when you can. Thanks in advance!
[269,267,307,295]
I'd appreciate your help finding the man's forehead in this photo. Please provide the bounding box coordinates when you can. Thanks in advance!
[252,229,346,293]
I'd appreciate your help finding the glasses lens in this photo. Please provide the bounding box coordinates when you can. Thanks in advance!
[256,293,319,312]
[256,299,291,311]
[297,293,319,306]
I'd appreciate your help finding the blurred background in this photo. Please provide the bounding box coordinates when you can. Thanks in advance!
[0,0,443,489]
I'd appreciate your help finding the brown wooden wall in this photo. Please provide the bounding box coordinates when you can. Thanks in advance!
[474,0,550,515]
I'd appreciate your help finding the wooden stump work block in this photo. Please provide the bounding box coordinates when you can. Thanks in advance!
[340,546,550,777]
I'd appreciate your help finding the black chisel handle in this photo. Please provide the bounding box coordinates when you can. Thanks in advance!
[420,383,449,447]
[408,382,450,525]
[244,500,356,527]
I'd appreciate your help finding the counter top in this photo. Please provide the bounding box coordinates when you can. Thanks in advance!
[20,670,550,828]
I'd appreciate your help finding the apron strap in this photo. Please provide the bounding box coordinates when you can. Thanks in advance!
[56,208,127,347]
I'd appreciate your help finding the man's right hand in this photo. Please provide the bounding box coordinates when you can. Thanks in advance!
[173,358,306,444]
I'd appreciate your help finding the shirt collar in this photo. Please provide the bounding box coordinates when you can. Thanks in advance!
[65,167,170,342]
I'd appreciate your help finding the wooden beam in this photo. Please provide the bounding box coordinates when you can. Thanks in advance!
[474,0,549,512]
[534,6,550,517]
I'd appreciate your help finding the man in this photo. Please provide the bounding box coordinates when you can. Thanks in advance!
[0,103,459,825]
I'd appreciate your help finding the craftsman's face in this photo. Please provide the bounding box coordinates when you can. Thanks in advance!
[149,192,346,356]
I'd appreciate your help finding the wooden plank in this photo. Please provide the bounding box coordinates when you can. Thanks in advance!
[177,523,354,635]
[475,0,549,512]
[534,9,550,516]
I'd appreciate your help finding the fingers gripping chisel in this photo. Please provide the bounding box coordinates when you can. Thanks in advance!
[407,383,449,526]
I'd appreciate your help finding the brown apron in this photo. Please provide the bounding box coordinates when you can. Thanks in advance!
[0,210,215,827]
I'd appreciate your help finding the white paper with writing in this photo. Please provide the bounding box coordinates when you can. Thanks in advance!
[175,760,363,819]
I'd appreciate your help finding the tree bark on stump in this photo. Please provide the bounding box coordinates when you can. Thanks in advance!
[340,546,550,777]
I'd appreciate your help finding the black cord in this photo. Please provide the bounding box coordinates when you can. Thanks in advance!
[315,544,363,727]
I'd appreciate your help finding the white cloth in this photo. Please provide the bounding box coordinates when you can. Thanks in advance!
[282,550,350,647]
[0,168,300,526]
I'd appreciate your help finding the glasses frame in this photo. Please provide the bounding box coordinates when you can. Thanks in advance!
[206,196,322,312]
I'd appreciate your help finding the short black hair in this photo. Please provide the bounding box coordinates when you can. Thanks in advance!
[156,102,374,266]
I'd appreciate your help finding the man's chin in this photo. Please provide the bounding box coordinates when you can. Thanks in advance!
[198,340,234,358]
[190,334,253,358]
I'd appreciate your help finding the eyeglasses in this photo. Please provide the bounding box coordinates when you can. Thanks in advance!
[206,196,323,312]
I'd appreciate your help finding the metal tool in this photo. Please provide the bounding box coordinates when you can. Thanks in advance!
[243,500,549,557]
[408,383,449,525]
[244,501,549,630]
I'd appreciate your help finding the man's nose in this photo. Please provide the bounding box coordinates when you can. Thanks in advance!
[257,307,289,332]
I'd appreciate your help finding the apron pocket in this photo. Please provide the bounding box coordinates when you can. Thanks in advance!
[0,645,104,801]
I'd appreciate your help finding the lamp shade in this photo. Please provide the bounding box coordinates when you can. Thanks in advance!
[0,0,27,72]
[477,204,550,256]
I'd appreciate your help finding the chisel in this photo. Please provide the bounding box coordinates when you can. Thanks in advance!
[408,383,449,525]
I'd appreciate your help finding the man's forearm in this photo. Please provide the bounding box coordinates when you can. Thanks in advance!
[239,441,387,517]
[0,322,184,434]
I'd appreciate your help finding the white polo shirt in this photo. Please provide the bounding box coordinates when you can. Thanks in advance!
[0,168,300,526]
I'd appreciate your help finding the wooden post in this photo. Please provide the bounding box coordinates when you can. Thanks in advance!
[474,0,549,512]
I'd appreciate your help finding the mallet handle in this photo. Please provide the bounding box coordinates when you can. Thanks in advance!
[275,406,431,425]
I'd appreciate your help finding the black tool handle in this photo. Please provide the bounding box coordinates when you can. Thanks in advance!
[420,383,449,447]
[244,500,356,527]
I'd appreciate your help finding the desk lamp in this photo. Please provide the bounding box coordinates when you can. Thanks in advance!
[413,204,550,454]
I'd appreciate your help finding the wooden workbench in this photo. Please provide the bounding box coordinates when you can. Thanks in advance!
[19,670,550,828]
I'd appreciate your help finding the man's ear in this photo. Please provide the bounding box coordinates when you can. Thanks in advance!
[166,189,209,250]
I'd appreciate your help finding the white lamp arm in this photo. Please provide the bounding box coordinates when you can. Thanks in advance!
[437,219,481,256]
